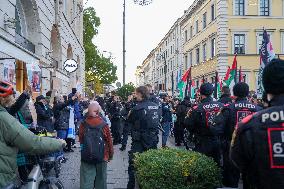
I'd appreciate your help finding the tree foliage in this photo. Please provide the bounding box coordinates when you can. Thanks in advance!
[116,83,135,101]
[85,76,103,97]
[83,7,118,85]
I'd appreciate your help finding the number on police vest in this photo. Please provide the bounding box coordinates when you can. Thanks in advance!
[268,128,284,168]
[273,143,284,154]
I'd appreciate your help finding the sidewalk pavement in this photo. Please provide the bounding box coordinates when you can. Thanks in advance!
[59,141,130,189]
[60,135,242,189]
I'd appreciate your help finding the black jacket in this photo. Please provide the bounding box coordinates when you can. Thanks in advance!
[231,95,284,189]
[161,102,172,123]
[128,100,160,150]
[176,100,191,124]
[218,94,232,104]
[7,92,30,116]
[214,98,262,141]
[53,99,73,130]
[108,101,122,120]
[34,102,53,132]
[185,97,223,137]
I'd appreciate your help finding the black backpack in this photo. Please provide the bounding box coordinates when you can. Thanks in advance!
[81,121,107,164]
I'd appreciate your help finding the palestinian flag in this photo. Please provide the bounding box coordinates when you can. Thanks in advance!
[214,71,222,99]
[190,80,196,99]
[178,68,191,99]
[224,54,237,88]
[224,66,231,81]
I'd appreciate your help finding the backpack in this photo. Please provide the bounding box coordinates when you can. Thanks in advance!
[81,121,107,164]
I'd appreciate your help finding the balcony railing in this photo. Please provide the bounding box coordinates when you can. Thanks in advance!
[15,32,35,53]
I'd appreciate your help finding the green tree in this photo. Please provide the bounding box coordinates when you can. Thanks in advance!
[84,7,118,86]
[116,83,135,101]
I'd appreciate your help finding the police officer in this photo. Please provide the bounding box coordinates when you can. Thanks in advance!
[127,86,160,189]
[185,83,223,164]
[231,59,284,189]
[214,82,262,188]
[108,96,122,145]
[120,95,136,151]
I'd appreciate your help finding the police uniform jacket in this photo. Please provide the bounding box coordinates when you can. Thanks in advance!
[231,95,284,189]
[185,96,223,137]
[214,98,262,142]
[128,100,160,150]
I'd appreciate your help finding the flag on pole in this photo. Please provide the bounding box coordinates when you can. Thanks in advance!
[224,54,237,88]
[239,66,243,82]
[184,68,192,97]
[257,30,275,98]
[191,80,196,99]
[178,68,191,99]
[224,66,231,81]
[214,71,222,99]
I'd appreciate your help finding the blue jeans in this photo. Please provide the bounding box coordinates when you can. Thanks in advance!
[162,122,171,146]
[57,130,68,139]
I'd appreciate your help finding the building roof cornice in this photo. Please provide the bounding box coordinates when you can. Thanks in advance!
[180,0,206,27]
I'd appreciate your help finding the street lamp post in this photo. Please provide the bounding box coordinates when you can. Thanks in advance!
[122,0,153,86]
[123,0,126,85]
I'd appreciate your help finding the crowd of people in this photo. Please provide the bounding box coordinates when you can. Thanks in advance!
[0,58,284,189]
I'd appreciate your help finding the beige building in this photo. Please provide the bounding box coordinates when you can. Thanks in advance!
[136,19,183,94]
[138,0,284,93]
[181,0,284,90]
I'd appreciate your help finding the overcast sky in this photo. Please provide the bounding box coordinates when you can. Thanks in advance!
[86,0,193,84]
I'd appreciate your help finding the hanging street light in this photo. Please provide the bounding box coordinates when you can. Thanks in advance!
[134,0,153,6]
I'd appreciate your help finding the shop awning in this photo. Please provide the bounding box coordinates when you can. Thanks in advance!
[0,34,39,65]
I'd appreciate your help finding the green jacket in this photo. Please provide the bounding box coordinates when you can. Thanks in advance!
[0,105,63,188]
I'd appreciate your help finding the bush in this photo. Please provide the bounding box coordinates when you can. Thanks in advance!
[134,148,222,189]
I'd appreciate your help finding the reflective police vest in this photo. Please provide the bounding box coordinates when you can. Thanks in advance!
[225,99,260,139]
[194,99,223,136]
[202,101,223,128]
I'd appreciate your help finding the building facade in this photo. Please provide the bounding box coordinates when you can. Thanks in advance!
[138,0,284,93]
[136,19,183,94]
[0,0,85,96]
[181,0,284,90]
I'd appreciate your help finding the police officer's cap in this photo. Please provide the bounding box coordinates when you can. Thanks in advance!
[263,58,284,95]
[233,82,249,98]
[200,83,214,96]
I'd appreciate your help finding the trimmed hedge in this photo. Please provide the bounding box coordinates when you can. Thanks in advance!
[134,148,222,189]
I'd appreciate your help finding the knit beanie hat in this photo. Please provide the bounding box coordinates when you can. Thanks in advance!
[233,82,249,98]
[262,59,284,95]
[200,83,214,96]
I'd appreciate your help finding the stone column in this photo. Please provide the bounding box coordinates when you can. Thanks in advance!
[216,0,229,77]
